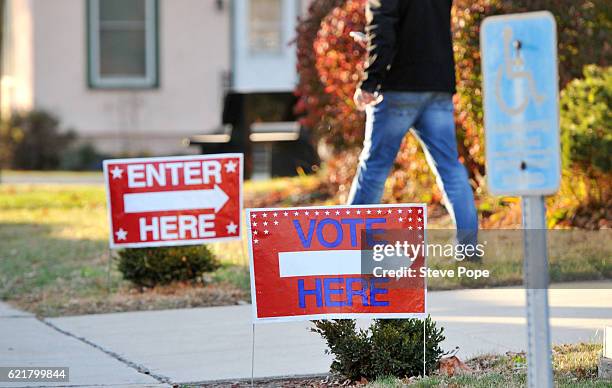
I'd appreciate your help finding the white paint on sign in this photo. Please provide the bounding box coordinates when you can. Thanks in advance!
[126,160,223,188]
[139,214,216,241]
[123,186,229,213]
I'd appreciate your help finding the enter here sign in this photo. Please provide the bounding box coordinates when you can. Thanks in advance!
[103,154,243,248]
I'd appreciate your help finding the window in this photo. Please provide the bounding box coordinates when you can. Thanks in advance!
[248,0,283,54]
[88,0,158,88]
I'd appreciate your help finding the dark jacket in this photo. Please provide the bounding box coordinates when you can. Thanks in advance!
[359,0,456,94]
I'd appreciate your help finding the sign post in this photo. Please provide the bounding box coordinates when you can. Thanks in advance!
[481,12,560,388]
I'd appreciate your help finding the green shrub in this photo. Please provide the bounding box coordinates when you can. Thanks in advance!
[453,0,610,183]
[556,65,611,212]
[560,65,611,175]
[312,317,445,381]
[60,143,109,171]
[0,110,75,170]
[117,245,220,287]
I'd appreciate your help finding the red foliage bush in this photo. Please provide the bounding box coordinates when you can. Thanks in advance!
[313,0,366,149]
[296,0,610,204]
[294,0,344,133]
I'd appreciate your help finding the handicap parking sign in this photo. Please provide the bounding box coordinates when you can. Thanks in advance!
[481,11,561,196]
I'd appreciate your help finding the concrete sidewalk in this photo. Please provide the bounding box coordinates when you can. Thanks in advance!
[2,283,611,386]
[0,302,166,387]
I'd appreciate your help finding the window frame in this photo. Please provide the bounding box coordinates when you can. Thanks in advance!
[87,0,159,89]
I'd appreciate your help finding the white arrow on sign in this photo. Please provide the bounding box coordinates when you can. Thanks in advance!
[123,185,229,213]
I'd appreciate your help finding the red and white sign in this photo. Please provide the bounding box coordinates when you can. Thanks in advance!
[104,154,243,248]
[247,205,426,322]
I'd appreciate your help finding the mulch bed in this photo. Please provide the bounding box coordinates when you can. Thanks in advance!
[190,375,355,387]
[18,282,248,317]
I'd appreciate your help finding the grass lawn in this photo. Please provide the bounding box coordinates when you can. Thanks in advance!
[196,343,607,387]
[0,176,321,316]
[0,174,610,316]
[366,343,606,388]
[425,228,611,289]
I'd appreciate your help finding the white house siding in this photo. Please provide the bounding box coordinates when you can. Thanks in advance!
[1,0,35,116]
[29,0,230,155]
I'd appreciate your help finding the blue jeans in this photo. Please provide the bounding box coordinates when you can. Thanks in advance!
[347,92,478,246]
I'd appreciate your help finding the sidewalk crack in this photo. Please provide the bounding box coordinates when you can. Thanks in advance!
[39,318,173,385]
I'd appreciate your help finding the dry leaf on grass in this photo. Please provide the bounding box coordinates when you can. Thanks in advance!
[439,355,473,376]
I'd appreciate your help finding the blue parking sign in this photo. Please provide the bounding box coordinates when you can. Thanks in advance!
[481,11,560,195]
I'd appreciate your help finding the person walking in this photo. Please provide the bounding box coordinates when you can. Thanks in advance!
[349,0,478,248]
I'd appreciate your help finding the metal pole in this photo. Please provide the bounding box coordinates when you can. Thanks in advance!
[107,249,113,293]
[251,323,255,387]
[423,237,428,378]
[522,195,553,388]
[423,318,426,377]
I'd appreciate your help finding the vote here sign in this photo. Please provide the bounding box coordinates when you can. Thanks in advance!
[103,154,243,248]
[247,205,426,322]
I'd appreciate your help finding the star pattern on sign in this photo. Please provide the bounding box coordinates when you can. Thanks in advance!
[226,222,238,234]
[115,228,128,240]
[224,160,237,173]
[248,207,426,246]
[110,166,123,179]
